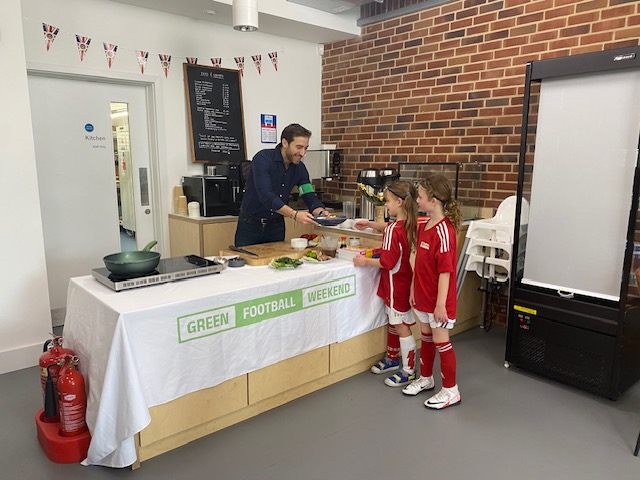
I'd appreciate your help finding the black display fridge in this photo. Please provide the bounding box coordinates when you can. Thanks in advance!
[505,47,640,400]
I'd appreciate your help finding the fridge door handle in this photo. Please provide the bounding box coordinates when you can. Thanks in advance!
[557,290,574,299]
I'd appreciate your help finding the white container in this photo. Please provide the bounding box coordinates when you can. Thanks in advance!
[337,246,365,261]
[187,201,200,218]
[291,237,308,250]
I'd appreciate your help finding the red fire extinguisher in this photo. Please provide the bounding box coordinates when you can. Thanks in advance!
[57,355,88,437]
[39,337,74,419]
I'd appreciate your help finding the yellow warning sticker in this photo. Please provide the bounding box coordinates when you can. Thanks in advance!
[513,305,537,315]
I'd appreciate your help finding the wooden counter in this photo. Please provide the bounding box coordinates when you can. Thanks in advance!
[128,261,387,467]
[137,219,483,468]
[169,213,313,257]
[313,224,382,246]
[168,214,238,257]
[219,241,311,266]
[168,214,481,335]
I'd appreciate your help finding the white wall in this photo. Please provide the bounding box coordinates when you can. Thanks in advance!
[0,0,323,373]
[22,0,323,252]
[0,0,53,373]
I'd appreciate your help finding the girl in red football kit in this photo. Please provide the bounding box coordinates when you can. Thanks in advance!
[402,174,463,409]
[353,181,418,387]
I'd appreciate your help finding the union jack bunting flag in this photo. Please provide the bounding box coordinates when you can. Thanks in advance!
[234,56,245,77]
[136,51,149,74]
[103,43,118,68]
[75,35,91,62]
[159,54,172,78]
[252,55,262,75]
[268,51,278,72]
[42,23,59,51]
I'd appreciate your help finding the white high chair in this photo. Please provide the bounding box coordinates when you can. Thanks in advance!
[465,196,528,245]
[457,196,530,327]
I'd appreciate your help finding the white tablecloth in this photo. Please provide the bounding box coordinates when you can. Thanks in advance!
[63,259,385,467]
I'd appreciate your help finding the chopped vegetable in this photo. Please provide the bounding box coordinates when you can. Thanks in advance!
[270,256,303,269]
[304,250,331,262]
[304,251,320,262]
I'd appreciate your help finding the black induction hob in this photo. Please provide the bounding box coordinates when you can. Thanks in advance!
[91,255,224,291]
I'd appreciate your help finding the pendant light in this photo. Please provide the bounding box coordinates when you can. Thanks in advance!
[233,0,259,32]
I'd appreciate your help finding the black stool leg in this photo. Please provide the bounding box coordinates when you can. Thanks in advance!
[634,429,640,456]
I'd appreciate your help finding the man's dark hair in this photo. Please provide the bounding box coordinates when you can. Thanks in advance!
[281,123,312,143]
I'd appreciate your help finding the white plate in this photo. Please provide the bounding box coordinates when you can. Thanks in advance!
[333,224,374,233]
[268,263,301,270]
[301,256,333,264]
[268,264,299,270]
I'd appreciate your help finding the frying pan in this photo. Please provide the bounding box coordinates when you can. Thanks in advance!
[103,240,160,276]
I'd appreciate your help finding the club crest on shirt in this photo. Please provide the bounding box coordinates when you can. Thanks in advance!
[420,241,430,250]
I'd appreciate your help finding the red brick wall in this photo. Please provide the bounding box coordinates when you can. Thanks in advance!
[321,0,640,210]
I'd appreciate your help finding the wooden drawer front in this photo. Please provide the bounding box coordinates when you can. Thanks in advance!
[139,375,248,446]
[248,347,329,404]
[330,326,386,372]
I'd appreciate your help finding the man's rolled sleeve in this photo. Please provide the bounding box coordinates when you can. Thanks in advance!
[302,193,323,214]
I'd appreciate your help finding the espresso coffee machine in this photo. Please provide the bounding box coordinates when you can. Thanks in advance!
[182,162,247,216]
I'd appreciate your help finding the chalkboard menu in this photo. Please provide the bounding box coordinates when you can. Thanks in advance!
[184,63,247,163]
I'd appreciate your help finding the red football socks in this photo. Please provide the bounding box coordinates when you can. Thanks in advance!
[387,324,400,360]
[435,341,457,388]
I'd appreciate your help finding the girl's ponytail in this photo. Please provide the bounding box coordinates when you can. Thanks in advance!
[420,175,461,232]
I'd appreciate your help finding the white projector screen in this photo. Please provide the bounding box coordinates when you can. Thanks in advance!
[522,69,640,301]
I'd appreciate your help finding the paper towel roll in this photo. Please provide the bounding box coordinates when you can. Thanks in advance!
[177,195,188,215]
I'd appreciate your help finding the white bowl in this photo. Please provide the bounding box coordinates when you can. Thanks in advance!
[290,237,308,250]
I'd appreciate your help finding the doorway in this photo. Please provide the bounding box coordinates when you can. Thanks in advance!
[28,73,160,327]
[111,102,138,251]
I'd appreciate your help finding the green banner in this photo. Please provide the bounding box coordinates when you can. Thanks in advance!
[177,274,356,343]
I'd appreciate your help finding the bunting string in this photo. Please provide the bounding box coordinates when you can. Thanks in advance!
[39,20,282,78]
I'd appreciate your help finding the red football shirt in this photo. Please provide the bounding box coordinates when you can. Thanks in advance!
[376,220,412,313]
[413,217,457,319]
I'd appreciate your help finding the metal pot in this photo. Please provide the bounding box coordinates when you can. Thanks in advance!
[357,168,380,187]
[379,168,400,187]
[103,241,160,277]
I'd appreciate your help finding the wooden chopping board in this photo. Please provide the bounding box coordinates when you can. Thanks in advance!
[220,241,310,266]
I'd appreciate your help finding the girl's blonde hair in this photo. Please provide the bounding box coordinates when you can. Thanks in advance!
[385,180,418,250]
[419,174,462,232]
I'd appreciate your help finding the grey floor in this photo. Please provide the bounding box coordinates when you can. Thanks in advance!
[4,326,640,479]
